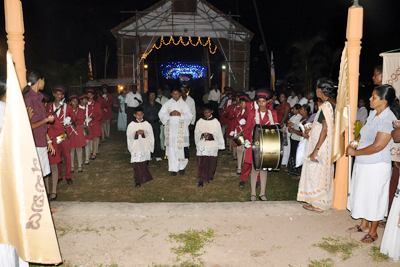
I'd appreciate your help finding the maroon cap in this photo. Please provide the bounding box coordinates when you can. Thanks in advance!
[79,93,88,99]
[69,94,79,100]
[53,85,67,94]
[240,95,250,102]
[86,88,95,94]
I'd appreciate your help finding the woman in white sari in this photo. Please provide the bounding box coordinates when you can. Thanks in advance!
[297,78,336,212]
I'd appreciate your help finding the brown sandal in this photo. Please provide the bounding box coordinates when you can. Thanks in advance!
[359,234,376,244]
[303,204,323,213]
[346,225,369,233]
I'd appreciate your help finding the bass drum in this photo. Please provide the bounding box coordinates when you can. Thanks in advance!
[252,124,283,171]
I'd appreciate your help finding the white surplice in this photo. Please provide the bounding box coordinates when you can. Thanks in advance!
[195,117,225,156]
[126,120,154,163]
[158,98,193,172]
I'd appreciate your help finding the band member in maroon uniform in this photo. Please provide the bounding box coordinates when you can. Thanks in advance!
[235,95,250,177]
[86,88,103,160]
[96,88,107,145]
[228,92,243,160]
[68,93,87,173]
[101,84,114,140]
[241,90,278,202]
[46,85,77,200]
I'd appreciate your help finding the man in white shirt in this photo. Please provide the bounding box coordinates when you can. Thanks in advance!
[208,85,220,120]
[181,87,196,126]
[158,88,193,175]
[156,87,169,152]
[125,85,142,124]
[245,86,256,100]
[287,90,298,107]
[297,92,308,105]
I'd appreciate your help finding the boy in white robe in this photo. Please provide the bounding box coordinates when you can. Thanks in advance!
[195,104,225,187]
[158,88,193,175]
[127,107,154,187]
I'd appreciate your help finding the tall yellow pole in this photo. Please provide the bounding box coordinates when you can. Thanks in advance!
[4,0,27,89]
[332,4,363,209]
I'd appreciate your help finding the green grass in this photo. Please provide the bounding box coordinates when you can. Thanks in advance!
[308,258,334,267]
[52,121,299,203]
[313,237,360,261]
[370,246,390,262]
[151,228,217,267]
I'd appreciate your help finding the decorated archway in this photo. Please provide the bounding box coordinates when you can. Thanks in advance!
[111,0,253,92]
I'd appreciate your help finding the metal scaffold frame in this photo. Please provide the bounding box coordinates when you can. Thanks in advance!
[111,0,253,92]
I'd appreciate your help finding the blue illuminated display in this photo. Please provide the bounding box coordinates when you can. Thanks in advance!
[159,62,206,80]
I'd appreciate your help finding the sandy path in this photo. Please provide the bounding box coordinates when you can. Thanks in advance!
[50,201,398,267]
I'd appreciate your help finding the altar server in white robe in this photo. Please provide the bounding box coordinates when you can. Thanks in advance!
[158,88,193,175]
[195,104,225,187]
[127,106,155,188]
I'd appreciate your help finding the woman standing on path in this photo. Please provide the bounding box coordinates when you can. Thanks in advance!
[346,84,400,244]
[118,88,127,131]
[297,78,336,212]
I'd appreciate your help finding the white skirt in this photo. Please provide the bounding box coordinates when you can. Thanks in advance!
[347,162,391,221]
[282,133,290,165]
[0,244,29,267]
[380,177,400,261]
[36,147,50,177]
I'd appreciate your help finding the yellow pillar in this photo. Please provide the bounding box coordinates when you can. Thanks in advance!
[221,67,226,91]
[4,0,27,89]
[332,5,363,209]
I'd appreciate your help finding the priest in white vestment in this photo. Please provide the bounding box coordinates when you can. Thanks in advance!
[158,88,193,175]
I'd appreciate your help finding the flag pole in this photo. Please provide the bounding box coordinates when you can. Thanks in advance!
[4,0,27,89]
[348,105,352,195]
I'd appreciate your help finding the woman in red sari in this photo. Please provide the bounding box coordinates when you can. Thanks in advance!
[276,93,291,126]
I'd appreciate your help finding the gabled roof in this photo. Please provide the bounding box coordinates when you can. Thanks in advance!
[111,0,253,42]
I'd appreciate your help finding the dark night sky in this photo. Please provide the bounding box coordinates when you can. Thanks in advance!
[0,0,399,86]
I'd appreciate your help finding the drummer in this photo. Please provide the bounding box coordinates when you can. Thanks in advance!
[242,90,278,202]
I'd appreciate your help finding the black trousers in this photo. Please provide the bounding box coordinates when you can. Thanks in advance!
[150,121,162,158]
[126,106,135,125]
[209,100,219,120]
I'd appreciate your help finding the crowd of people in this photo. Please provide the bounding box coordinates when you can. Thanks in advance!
[1,66,399,258]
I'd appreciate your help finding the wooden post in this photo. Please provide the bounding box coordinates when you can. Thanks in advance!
[4,0,27,89]
[332,5,363,210]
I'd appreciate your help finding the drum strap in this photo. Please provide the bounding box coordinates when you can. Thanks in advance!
[256,109,274,125]
[63,104,67,126]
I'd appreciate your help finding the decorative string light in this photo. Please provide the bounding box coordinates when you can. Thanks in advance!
[141,36,217,59]
[159,62,206,80]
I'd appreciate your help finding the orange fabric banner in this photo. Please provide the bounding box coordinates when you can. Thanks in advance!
[0,52,62,264]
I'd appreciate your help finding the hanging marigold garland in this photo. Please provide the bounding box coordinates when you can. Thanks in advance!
[141,36,217,59]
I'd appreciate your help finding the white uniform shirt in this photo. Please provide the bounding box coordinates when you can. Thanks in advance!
[208,89,220,103]
[125,91,142,108]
